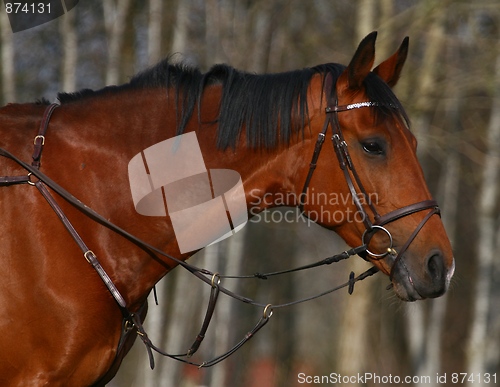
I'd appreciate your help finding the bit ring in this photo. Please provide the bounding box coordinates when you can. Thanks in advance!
[362,225,393,258]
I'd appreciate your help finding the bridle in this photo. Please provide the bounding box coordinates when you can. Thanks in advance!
[0,73,441,372]
[299,73,440,277]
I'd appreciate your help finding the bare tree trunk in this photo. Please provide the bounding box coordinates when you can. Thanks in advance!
[250,1,275,74]
[489,223,500,370]
[375,0,394,61]
[466,41,500,376]
[148,0,162,65]
[404,3,447,381]
[406,40,463,387]
[413,1,447,163]
[419,40,462,387]
[0,9,15,103]
[59,8,77,92]
[171,0,190,57]
[356,0,376,40]
[204,0,223,65]
[104,0,132,85]
[336,2,376,380]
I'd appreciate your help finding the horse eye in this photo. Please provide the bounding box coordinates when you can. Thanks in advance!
[362,141,385,155]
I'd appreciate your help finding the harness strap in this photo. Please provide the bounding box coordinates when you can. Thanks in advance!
[0,175,29,186]
[187,273,220,357]
[375,199,439,226]
[331,126,375,230]
[329,96,380,229]
[227,244,368,280]
[33,179,129,313]
[32,102,59,169]
[390,206,441,279]
[298,119,329,212]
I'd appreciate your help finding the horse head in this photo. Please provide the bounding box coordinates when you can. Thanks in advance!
[299,32,455,301]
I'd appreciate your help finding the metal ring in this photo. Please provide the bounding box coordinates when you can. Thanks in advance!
[27,173,36,186]
[124,319,135,333]
[361,225,393,258]
[211,272,221,288]
[263,304,273,319]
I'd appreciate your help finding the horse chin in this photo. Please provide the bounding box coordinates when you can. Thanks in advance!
[389,257,426,302]
[391,276,425,302]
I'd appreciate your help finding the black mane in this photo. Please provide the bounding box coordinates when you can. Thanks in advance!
[57,59,408,149]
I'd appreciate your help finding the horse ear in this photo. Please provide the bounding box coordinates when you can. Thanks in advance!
[373,36,409,88]
[341,31,377,90]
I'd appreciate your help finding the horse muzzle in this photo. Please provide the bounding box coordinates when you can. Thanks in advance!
[390,249,455,301]
[361,201,455,301]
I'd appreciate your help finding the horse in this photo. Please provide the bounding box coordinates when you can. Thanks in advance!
[0,31,454,386]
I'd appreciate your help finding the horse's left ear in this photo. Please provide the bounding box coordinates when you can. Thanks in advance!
[341,31,378,90]
[373,36,409,88]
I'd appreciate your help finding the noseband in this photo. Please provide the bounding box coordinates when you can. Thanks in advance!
[299,75,440,276]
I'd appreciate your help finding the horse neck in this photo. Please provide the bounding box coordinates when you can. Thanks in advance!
[49,87,314,308]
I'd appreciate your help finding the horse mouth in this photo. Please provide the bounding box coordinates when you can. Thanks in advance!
[391,271,424,301]
[382,249,425,301]
[388,251,455,301]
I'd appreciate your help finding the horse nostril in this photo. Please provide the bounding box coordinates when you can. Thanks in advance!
[393,251,450,300]
[416,251,448,298]
[427,252,445,281]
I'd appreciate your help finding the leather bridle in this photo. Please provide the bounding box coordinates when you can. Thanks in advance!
[299,73,440,277]
[0,74,441,371]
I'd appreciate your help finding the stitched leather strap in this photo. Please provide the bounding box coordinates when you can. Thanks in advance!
[32,102,60,169]
[390,206,441,279]
[375,200,439,226]
[0,175,29,186]
[34,179,128,312]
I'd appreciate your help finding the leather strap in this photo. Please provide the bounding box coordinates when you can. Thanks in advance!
[32,102,59,169]
[390,206,441,279]
[0,175,29,186]
[298,120,328,212]
[375,200,439,226]
[33,179,129,312]
[187,276,220,357]
[330,117,376,230]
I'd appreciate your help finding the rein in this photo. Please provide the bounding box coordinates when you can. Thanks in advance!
[0,74,440,370]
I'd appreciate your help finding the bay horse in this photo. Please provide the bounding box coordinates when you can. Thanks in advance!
[0,32,454,386]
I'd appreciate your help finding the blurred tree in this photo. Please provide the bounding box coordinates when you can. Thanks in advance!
[104,0,132,84]
[402,3,449,385]
[0,8,15,102]
[147,0,162,65]
[59,3,77,92]
[336,0,378,382]
[466,25,500,376]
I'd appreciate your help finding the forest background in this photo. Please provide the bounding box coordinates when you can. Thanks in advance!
[1,1,499,386]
